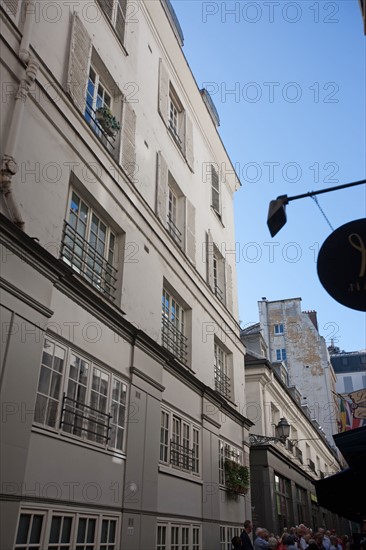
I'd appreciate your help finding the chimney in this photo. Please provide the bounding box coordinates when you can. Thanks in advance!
[305,310,318,330]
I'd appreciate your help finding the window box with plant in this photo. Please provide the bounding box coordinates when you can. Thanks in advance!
[95,106,121,137]
[224,459,250,496]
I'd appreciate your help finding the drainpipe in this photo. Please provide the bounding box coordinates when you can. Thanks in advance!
[0,0,38,229]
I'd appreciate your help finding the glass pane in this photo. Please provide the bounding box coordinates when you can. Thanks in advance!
[54,347,65,372]
[62,517,72,542]
[77,519,86,543]
[71,192,80,213]
[109,521,116,542]
[16,515,31,544]
[30,515,43,543]
[101,520,108,543]
[87,519,96,542]
[49,516,61,543]
[50,372,61,399]
[42,348,53,368]
[34,394,47,424]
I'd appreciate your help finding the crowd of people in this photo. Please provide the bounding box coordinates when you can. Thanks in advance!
[231,520,354,550]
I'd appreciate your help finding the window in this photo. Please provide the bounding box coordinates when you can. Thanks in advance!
[156,523,200,550]
[213,248,225,304]
[169,87,184,148]
[15,509,119,550]
[96,0,127,44]
[276,348,287,361]
[274,473,292,533]
[161,288,187,364]
[219,440,242,486]
[214,342,231,399]
[61,190,118,301]
[343,376,353,393]
[211,165,220,217]
[296,485,308,525]
[34,337,127,452]
[274,323,284,335]
[167,178,184,248]
[220,526,242,550]
[159,409,200,475]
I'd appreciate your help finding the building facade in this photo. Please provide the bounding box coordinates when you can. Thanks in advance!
[241,326,349,536]
[329,349,366,394]
[258,298,339,444]
[0,2,251,549]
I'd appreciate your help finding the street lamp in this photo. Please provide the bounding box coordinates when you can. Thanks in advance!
[267,179,366,237]
[249,417,291,445]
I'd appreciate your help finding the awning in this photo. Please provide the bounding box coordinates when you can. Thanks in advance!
[315,426,366,523]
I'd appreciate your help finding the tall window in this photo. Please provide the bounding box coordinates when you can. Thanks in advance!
[96,0,127,44]
[274,324,284,335]
[219,440,242,486]
[34,337,127,452]
[296,485,308,525]
[15,509,119,550]
[274,473,292,533]
[220,526,242,550]
[169,88,184,148]
[156,523,200,550]
[276,348,287,361]
[159,409,200,475]
[161,289,187,364]
[61,190,118,300]
[167,186,182,246]
[212,246,225,304]
[211,165,220,216]
[214,342,230,399]
[85,67,112,134]
[343,376,353,393]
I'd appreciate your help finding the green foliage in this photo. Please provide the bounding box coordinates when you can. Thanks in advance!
[224,459,250,495]
[96,107,121,133]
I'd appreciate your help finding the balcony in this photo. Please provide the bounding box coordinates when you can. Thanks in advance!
[170,440,195,471]
[61,221,118,301]
[161,315,188,364]
[295,447,303,464]
[84,102,118,155]
[214,366,231,399]
[308,459,317,473]
[60,394,111,445]
[214,283,225,303]
[167,215,182,246]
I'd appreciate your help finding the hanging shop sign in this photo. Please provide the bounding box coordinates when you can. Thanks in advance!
[317,218,366,311]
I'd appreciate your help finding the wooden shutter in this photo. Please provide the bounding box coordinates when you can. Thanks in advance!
[121,101,136,178]
[3,0,18,16]
[185,113,194,172]
[96,0,114,20]
[211,164,220,214]
[225,261,233,313]
[158,58,169,126]
[186,199,196,265]
[156,151,168,222]
[115,0,127,43]
[66,13,92,113]
[206,230,214,290]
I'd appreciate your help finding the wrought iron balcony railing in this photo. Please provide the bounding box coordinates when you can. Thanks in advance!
[295,447,303,464]
[59,394,111,445]
[214,366,231,399]
[161,315,187,364]
[167,215,182,245]
[168,120,183,148]
[84,102,116,152]
[170,440,195,471]
[61,221,118,300]
[308,459,316,473]
[214,283,225,303]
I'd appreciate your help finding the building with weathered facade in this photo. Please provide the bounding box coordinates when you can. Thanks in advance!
[0,2,252,548]
[329,348,366,395]
[241,325,349,536]
[258,298,339,444]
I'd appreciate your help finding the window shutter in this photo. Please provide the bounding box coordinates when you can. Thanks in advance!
[96,0,114,20]
[185,199,196,265]
[158,58,170,126]
[66,13,92,113]
[185,113,194,172]
[211,164,220,214]
[121,101,136,178]
[206,230,214,290]
[156,151,168,222]
[3,0,18,16]
[225,261,233,313]
[115,0,127,43]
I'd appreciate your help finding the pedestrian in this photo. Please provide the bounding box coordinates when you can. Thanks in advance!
[284,535,298,550]
[254,529,270,550]
[241,520,254,550]
[232,536,243,548]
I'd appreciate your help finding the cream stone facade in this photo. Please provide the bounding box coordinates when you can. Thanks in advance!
[0,2,251,549]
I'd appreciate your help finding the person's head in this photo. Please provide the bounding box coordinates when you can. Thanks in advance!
[330,537,338,546]
[326,531,331,538]
[284,535,295,547]
[315,533,324,547]
[268,537,278,550]
[298,525,307,537]
[244,520,253,534]
[232,536,242,548]
[308,540,318,550]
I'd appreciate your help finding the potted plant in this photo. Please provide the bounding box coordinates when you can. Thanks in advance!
[95,106,121,138]
[224,459,250,497]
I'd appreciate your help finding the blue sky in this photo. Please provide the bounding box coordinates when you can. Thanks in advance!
[172,0,366,352]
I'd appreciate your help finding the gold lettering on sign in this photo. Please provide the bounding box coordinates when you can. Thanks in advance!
[348,233,366,278]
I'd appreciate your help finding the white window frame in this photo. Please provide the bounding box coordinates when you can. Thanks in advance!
[156,522,201,550]
[169,86,184,148]
[220,525,242,550]
[14,508,120,550]
[211,164,221,217]
[85,65,113,135]
[159,408,200,475]
[274,323,284,335]
[96,0,127,44]
[167,185,183,247]
[61,189,118,300]
[161,288,187,364]
[213,246,225,304]
[218,440,242,486]
[214,342,231,399]
[34,336,127,453]
[276,348,286,361]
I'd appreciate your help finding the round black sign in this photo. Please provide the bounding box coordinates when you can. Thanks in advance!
[317,218,366,311]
